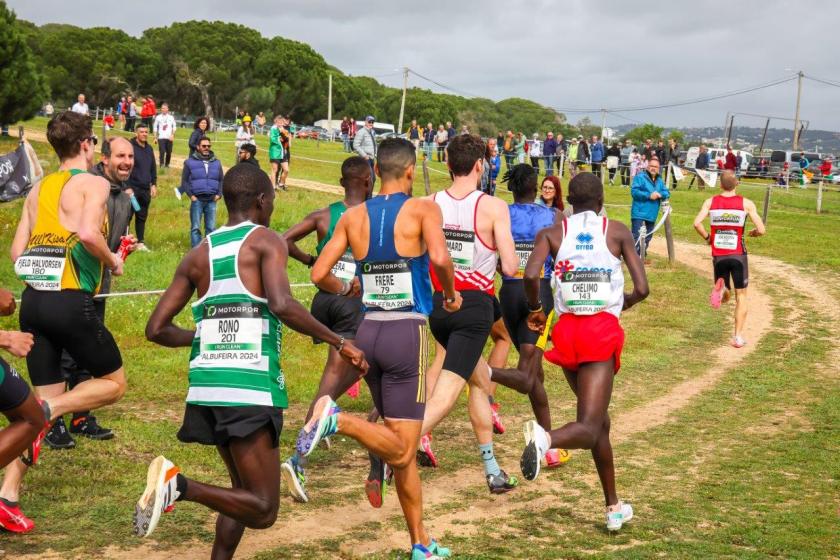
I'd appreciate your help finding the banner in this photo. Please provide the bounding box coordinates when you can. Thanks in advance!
[670,163,685,182]
[694,168,718,189]
[0,141,41,203]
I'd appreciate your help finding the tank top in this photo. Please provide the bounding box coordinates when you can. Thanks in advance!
[709,194,747,257]
[316,201,356,282]
[430,189,497,294]
[553,211,624,318]
[359,193,433,315]
[14,170,108,294]
[188,222,287,408]
[506,202,555,280]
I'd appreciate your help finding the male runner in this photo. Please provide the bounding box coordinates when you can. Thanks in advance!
[135,163,366,560]
[420,133,520,493]
[2,111,129,532]
[692,170,765,348]
[280,155,373,502]
[519,172,648,532]
[299,138,458,560]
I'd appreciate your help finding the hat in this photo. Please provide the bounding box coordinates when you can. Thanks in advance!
[243,116,252,123]
[577,135,583,140]
[365,115,375,122]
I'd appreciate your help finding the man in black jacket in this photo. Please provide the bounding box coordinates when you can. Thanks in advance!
[238,143,260,168]
[689,144,710,189]
[127,124,157,251]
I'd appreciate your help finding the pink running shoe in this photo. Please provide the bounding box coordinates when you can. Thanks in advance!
[346,380,360,399]
[416,433,439,468]
[710,278,725,309]
[490,402,506,435]
[0,500,34,533]
[545,448,571,468]
[731,335,746,348]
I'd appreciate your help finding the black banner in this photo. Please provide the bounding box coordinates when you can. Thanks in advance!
[0,143,33,203]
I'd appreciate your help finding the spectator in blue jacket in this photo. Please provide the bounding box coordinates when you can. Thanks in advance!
[590,135,605,179]
[630,157,670,256]
[181,136,224,247]
[543,132,558,176]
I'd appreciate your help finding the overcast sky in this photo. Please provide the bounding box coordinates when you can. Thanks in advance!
[10,0,840,130]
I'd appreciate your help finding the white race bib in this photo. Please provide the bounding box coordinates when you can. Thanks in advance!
[331,250,357,282]
[559,269,612,315]
[14,246,67,291]
[198,303,263,365]
[362,260,414,310]
[443,229,475,272]
[514,241,534,279]
[713,230,739,251]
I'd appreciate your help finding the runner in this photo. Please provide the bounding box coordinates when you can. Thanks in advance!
[280,156,373,503]
[278,117,292,190]
[519,172,649,532]
[2,111,129,532]
[420,134,520,494]
[268,115,285,190]
[692,170,765,348]
[300,138,458,559]
[135,163,366,559]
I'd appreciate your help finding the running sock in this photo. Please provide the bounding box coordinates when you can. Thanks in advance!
[40,400,52,423]
[479,443,501,477]
[487,395,495,405]
[175,473,188,501]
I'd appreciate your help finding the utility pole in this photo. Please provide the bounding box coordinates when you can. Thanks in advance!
[327,73,333,138]
[600,108,606,140]
[397,66,408,136]
[792,70,804,151]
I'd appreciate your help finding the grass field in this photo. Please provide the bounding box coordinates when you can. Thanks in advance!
[0,125,837,559]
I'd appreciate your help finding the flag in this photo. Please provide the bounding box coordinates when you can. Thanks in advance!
[695,168,718,189]
[800,170,813,185]
[670,163,685,182]
[0,141,41,203]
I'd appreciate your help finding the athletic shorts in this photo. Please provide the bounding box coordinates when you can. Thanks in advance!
[355,315,428,420]
[544,312,624,374]
[310,290,364,344]
[19,288,123,386]
[281,151,290,164]
[177,404,283,448]
[429,291,494,381]
[492,296,502,323]
[0,357,31,412]
[713,254,749,290]
[270,158,283,164]
[499,278,553,350]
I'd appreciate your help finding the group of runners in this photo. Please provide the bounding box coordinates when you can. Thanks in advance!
[0,110,765,560]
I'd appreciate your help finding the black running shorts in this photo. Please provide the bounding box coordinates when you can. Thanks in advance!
[310,290,364,344]
[356,316,428,421]
[713,255,749,290]
[499,278,554,350]
[492,295,502,323]
[0,357,31,412]
[20,288,123,386]
[429,291,494,381]
[177,404,283,448]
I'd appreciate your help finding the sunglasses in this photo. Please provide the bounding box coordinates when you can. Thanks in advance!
[83,135,98,146]
[200,144,211,149]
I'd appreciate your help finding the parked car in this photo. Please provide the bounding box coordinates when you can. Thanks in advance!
[684,146,752,173]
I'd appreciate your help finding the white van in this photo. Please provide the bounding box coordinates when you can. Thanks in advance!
[685,147,752,173]
[354,120,396,136]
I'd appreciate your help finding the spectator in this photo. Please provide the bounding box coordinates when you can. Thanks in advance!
[238,143,259,168]
[630,157,670,257]
[496,131,504,150]
[724,147,737,171]
[348,116,357,151]
[189,117,209,158]
[460,125,469,135]
[435,124,448,162]
[124,95,137,131]
[543,132,557,177]
[689,144,709,189]
[555,133,568,175]
[340,116,351,152]
[819,157,832,178]
[182,136,223,248]
[127,123,157,251]
[514,132,526,164]
[489,140,502,195]
[353,115,378,185]
[630,149,641,179]
[503,130,515,169]
[140,96,156,129]
[103,112,115,130]
[590,135,605,179]
[71,93,89,115]
[255,111,266,133]
[575,135,590,172]
[568,137,580,177]
[665,137,680,188]
[537,175,564,213]
[407,119,421,151]
[44,102,55,117]
[606,141,621,185]
[269,115,286,189]
[735,152,743,177]
[278,116,292,189]
[641,138,655,160]
[423,122,435,160]
[619,139,635,186]
[655,139,666,164]
[235,116,255,161]
[528,133,542,172]
[446,121,457,145]
[153,102,176,168]
[480,139,495,195]
[116,96,126,126]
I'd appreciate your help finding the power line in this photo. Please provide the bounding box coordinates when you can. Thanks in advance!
[406,69,483,99]
[803,75,840,88]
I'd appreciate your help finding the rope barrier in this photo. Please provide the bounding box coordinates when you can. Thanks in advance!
[635,204,672,248]
[12,283,318,304]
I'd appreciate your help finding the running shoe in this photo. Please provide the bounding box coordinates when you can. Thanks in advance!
[731,335,747,348]
[70,415,114,440]
[135,243,151,252]
[416,433,438,468]
[606,501,634,532]
[172,187,182,201]
[44,417,76,449]
[296,396,340,457]
[710,278,725,309]
[365,452,386,508]
[486,469,519,494]
[133,455,181,537]
[411,541,451,559]
[20,428,44,467]
[429,540,451,558]
[521,420,550,481]
[490,402,506,435]
[318,436,332,450]
[0,500,34,533]
[545,448,571,468]
[346,380,360,399]
[280,457,308,503]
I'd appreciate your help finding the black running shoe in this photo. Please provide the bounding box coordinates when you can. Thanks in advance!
[44,417,76,450]
[69,415,115,440]
[486,469,519,494]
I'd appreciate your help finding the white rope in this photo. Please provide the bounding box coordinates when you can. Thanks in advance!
[13,283,317,304]
[635,203,672,247]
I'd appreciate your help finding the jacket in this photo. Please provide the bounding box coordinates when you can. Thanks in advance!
[576,142,590,163]
[188,129,204,157]
[424,128,436,143]
[140,99,156,118]
[91,162,132,294]
[543,138,557,157]
[695,152,709,170]
[631,171,670,221]
[128,138,157,188]
[606,145,621,159]
[514,137,526,155]
[269,125,285,160]
[240,156,260,169]
[447,127,457,141]
[665,144,680,165]
[182,151,224,198]
[620,145,636,163]
[590,141,605,162]
[353,126,377,158]
[556,139,568,155]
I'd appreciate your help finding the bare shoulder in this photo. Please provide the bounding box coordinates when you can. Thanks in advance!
[79,173,109,194]
[742,197,757,211]
[407,197,440,215]
[607,219,632,239]
[342,202,367,223]
[480,193,508,213]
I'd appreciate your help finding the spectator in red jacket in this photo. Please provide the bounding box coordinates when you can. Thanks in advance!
[140,96,157,129]
[724,147,738,171]
[819,158,832,177]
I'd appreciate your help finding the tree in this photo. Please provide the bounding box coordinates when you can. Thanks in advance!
[0,2,48,125]
[666,129,686,146]
[623,123,665,145]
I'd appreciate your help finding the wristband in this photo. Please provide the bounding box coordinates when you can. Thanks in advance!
[334,336,345,353]
[338,280,351,296]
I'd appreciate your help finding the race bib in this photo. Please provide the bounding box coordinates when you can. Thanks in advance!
[443,228,475,271]
[198,302,263,365]
[331,250,357,282]
[514,241,534,279]
[14,246,67,291]
[559,270,611,315]
[361,260,413,310]
[713,230,739,251]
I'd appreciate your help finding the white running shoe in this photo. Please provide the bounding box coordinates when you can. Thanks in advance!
[173,187,182,201]
[606,501,634,531]
[281,457,309,503]
[520,420,550,481]
[731,335,747,348]
[133,455,180,537]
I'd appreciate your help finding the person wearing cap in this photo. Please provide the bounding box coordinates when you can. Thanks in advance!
[353,115,378,185]
[543,132,557,177]
[236,116,256,162]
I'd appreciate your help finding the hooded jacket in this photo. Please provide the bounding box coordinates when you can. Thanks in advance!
[182,151,224,199]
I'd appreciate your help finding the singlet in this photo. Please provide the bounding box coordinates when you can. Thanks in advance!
[505,202,555,280]
[709,194,747,257]
[358,193,433,315]
[430,189,497,295]
[14,170,107,294]
[316,201,356,283]
[187,222,287,408]
[553,211,624,318]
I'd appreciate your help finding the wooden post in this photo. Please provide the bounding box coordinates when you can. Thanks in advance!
[422,158,431,195]
[638,222,647,262]
[18,126,24,145]
[663,203,675,264]
[816,181,824,214]
[762,184,771,224]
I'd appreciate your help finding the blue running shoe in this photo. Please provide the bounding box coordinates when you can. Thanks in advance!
[296,395,340,457]
[429,539,451,557]
[281,456,308,503]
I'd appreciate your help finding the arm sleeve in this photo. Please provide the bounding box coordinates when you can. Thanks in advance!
[353,132,365,157]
